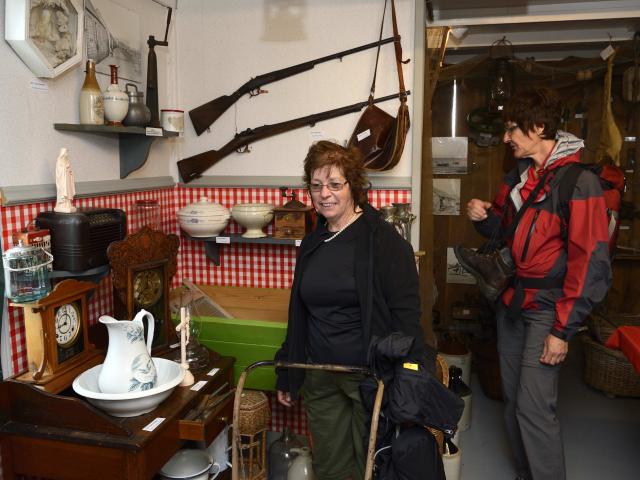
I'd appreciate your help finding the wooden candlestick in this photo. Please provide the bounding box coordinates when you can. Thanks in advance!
[177,307,194,386]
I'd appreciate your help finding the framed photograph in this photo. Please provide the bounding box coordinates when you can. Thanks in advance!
[5,0,84,78]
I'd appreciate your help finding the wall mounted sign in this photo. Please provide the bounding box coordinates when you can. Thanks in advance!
[5,0,84,78]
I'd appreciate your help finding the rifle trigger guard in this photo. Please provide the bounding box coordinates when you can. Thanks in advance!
[236,144,251,154]
[249,88,268,97]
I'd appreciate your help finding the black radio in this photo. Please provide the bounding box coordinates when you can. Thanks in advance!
[35,209,127,272]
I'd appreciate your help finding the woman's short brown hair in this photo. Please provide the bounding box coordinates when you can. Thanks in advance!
[504,87,563,139]
[303,141,369,207]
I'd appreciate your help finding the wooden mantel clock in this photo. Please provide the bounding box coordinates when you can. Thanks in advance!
[12,278,102,394]
[108,226,180,352]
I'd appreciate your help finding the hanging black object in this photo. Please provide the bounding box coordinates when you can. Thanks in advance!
[146,7,173,128]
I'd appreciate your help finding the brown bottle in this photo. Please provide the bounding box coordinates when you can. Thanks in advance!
[79,59,104,125]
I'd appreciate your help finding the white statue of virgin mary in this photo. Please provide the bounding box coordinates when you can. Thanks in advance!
[54,147,77,213]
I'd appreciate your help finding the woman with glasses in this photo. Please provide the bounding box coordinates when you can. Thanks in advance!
[274,140,425,480]
[458,87,611,480]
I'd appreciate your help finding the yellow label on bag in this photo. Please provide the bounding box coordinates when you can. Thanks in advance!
[403,362,419,371]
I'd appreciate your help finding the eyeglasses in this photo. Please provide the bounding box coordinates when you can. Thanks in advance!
[504,124,519,135]
[308,180,349,192]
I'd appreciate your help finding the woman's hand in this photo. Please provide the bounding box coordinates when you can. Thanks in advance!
[540,334,568,365]
[277,390,295,407]
[467,199,492,221]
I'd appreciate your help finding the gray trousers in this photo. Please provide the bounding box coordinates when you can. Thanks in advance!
[497,306,566,480]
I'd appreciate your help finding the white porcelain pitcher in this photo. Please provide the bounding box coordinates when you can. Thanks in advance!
[98,309,157,394]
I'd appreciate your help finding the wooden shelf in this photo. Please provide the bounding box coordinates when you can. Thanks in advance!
[182,232,300,265]
[54,123,179,179]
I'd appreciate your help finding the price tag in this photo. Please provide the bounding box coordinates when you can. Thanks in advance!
[216,236,230,244]
[207,367,220,377]
[146,127,163,137]
[295,239,302,247]
[600,45,615,60]
[191,380,208,391]
[356,129,371,142]
[29,78,48,92]
[143,417,165,432]
[169,342,180,349]
[620,225,631,230]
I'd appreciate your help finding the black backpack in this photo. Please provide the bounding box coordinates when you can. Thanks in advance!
[555,163,625,256]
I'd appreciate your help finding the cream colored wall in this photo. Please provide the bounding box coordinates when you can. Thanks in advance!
[0,0,177,188]
[0,0,416,188]
[175,0,415,180]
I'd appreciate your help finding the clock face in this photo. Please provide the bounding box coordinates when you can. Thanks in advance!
[55,303,81,347]
[133,269,163,308]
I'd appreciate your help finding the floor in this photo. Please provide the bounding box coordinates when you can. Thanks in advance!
[457,333,640,480]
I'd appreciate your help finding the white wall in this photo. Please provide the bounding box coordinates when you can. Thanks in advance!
[0,0,177,188]
[0,0,416,189]
[175,0,415,180]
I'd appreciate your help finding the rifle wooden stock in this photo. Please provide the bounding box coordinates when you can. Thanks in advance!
[188,36,399,136]
[178,91,410,183]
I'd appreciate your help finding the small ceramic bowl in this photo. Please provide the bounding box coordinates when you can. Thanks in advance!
[160,449,215,480]
[72,358,185,417]
[231,203,274,238]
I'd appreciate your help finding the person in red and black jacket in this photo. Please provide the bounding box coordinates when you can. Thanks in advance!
[466,87,611,480]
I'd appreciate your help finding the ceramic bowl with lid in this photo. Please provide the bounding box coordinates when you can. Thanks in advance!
[231,203,275,238]
[177,197,230,238]
[159,449,219,480]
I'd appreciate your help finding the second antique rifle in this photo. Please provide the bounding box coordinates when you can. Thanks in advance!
[188,36,399,136]
[178,90,410,183]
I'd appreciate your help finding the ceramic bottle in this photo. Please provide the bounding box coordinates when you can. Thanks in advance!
[268,427,302,480]
[287,447,315,480]
[79,59,104,125]
[103,64,129,126]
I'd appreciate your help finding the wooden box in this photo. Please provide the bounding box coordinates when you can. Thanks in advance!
[273,198,315,240]
[195,286,289,391]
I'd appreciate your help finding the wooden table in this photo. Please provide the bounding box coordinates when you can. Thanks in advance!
[0,356,235,480]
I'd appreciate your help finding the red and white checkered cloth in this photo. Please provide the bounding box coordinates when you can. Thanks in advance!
[1,185,409,435]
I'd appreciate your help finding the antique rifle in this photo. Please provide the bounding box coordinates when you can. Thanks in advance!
[188,36,400,136]
[178,91,410,183]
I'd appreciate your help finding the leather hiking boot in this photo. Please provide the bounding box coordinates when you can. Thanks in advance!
[453,245,515,302]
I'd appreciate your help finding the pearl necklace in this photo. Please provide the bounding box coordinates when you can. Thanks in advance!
[324,209,362,243]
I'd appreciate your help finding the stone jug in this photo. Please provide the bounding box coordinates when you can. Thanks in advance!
[287,447,315,480]
[123,83,151,127]
[98,309,157,393]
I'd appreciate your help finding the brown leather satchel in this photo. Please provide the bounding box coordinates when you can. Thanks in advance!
[348,0,410,171]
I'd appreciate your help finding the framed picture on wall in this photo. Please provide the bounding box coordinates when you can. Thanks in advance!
[84,0,142,83]
[5,0,84,78]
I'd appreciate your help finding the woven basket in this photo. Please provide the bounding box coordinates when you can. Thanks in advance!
[238,390,271,435]
[428,355,449,453]
[587,310,640,344]
[582,335,640,397]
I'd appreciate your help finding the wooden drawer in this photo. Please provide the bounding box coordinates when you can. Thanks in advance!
[179,393,233,443]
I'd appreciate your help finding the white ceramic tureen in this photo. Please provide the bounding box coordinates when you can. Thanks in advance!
[177,197,230,238]
[231,203,275,238]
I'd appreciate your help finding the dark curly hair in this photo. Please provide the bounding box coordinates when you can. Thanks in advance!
[303,141,369,207]
[503,87,563,139]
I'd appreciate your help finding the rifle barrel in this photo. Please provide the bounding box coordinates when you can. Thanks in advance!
[178,90,410,183]
[188,36,399,135]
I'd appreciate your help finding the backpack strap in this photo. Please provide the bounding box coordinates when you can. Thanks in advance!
[554,163,585,242]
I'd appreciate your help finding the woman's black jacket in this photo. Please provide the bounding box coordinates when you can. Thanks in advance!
[274,203,425,399]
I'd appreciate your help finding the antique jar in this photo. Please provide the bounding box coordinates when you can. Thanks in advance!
[123,83,151,127]
[79,59,104,125]
[103,64,129,126]
[2,242,53,302]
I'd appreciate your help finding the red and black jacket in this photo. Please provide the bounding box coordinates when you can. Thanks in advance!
[475,132,612,340]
